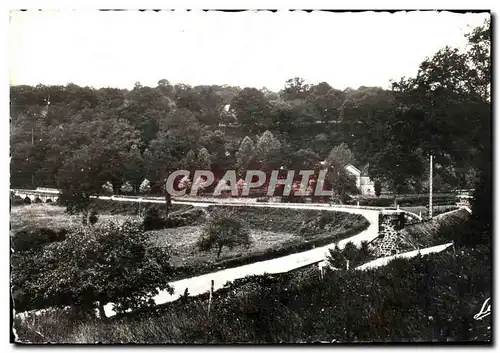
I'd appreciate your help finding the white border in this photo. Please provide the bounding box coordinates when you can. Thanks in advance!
[2,0,497,350]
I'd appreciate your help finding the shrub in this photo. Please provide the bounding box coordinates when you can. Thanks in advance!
[143,207,165,231]
[89,210,99,226]
[198,211,251,258]
[326,241,372,269]
[139,179,151,194]
[11,220,174,316]
[10,194,25,207]
[11,228,68,252]
[121,181,134,193]
[101,182,114,194]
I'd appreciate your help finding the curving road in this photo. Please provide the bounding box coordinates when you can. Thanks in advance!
[103,202,380,318]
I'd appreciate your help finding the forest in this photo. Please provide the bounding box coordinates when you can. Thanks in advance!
[10,21,490,206]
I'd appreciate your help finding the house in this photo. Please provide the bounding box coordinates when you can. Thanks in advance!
[320,161,376,197]
[345,164,375,197]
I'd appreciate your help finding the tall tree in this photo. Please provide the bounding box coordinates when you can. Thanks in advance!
[236,136,256,176]
[255,130,282,172]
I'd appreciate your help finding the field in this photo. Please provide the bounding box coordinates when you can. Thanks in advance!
[10,205,141,233]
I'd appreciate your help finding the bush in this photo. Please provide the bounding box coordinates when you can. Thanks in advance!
[89,210,99,225]
[327,241,372,269]
[143,207,165,231]
[10,194,25,207]
[11,227,68,252]
[11,220,174,315]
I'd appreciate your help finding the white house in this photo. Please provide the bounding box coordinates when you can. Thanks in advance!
[345,164,375,197]
[320,161,376,197]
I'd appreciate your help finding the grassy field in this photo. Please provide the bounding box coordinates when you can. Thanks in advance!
[10,205,141,234]
[150,226,297,267]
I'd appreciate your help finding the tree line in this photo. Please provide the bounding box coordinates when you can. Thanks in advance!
[10,20,490,218]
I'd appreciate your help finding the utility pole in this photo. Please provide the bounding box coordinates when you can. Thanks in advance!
[31,128,35,188]
[429,154,433,218]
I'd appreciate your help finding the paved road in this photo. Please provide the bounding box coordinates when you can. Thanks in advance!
[103,202,379,317]
[355,242,453,271]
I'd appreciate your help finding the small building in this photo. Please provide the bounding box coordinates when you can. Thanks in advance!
[319,161,376,197]
[345,164,375,197]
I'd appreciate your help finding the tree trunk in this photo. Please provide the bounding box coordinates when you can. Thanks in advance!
[81,209,89,225]
[165,191,171,218]
[217,245,223,259]
[98,302,107,320]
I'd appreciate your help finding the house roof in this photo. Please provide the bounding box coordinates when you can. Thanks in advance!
[345,164,361,175]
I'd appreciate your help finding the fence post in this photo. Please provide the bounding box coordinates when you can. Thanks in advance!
[208,280,214,316]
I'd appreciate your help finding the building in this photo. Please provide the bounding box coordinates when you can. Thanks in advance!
[319,162,376,197]
[345,164,375,197]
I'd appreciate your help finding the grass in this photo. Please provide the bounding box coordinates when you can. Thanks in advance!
[149,207,369,278]
[401,208,471,247]
[150,226,296,268]
[10,204,141,234]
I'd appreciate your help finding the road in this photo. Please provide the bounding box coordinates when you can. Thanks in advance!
[355,242,453,271]
[103,202,380,317]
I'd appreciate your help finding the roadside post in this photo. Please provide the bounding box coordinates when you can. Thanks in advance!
[208,280,214,316]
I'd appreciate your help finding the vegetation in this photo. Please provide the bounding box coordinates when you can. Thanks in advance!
[327,241,372,269]
[11,220,173,317]
[197,211,251,258]
[10,20,491,344]
[13,244,491,343]
[10,21,490,217]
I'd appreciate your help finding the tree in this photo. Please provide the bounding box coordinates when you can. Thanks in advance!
[325,157,357,203]
[281,77,311,101]
[289,148,320,171]
[139,178,151,194]
[254,130,282,172]
[197,147,212,170]
[326,142,356,168]
[11,220,173,317]
[231,88,271,134]
[198,212,251,258]
[236,136,256,175]
[145,108,202,216]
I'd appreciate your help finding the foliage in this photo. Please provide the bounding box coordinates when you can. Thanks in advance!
[198,211,251,258]
[143,207,165,231]
[14,244,491,343]
[11,227,68,252]
[11,220,174,315]
[139,179,151,193]
[374,180,382,197]
[326,241,371,269]
[235,136,256,175]
[255,130,282,172]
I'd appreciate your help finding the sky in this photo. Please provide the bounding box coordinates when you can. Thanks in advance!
[9,10,490,92]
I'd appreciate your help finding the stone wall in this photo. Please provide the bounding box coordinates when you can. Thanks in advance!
[369,214,415,257]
